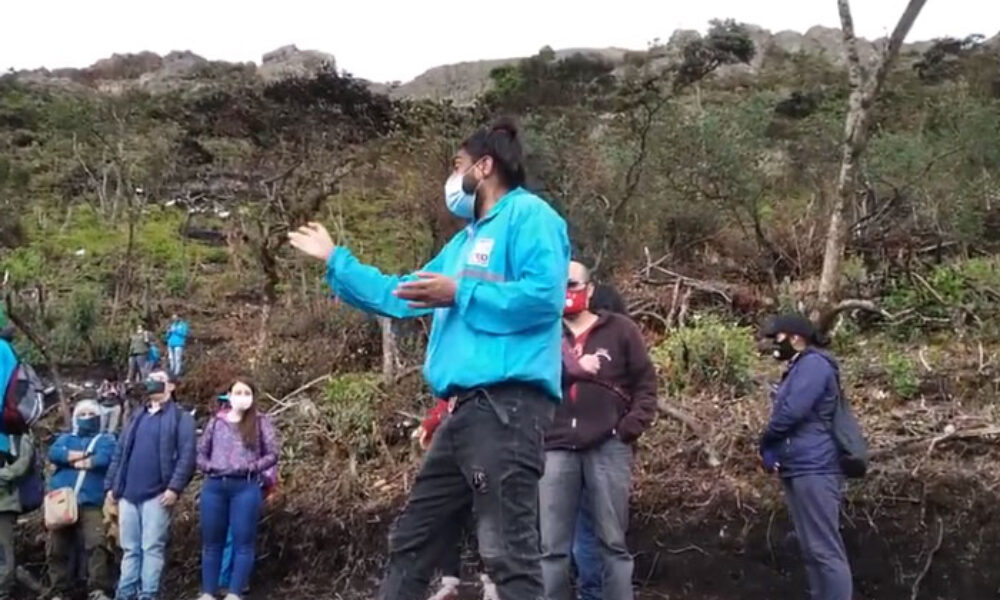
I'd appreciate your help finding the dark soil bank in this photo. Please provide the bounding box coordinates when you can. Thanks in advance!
[629,477,999,600]
[9,476,996,600]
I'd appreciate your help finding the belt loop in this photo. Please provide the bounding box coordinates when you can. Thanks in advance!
[480,388,510,426]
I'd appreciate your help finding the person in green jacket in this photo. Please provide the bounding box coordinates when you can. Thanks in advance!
[126,326,150,384]
[0,434,34,599]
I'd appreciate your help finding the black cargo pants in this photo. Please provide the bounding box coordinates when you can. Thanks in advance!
[377,383,554,600]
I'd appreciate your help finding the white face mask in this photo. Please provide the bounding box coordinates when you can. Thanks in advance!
[230,393,253,412]
[444,172,476,220]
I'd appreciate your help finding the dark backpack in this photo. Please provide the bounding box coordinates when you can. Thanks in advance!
[3,362,45,434]
[806,351,869,478]
[823,361,869,478]
[11,436,43,513]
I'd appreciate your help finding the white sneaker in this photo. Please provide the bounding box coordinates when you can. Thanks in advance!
[427,576,460,600]
[480,573,500,600]
[195,594,215,600]
[223,594,243,600]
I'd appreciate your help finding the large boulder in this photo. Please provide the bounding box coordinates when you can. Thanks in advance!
[258,44,337,82]
[87,51,164,81]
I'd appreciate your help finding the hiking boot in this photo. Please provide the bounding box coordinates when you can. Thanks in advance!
[480,574,499,600]
[427,576,460,600]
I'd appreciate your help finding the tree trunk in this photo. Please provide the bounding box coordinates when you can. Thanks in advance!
[815,0,928,324]
[379,316,398,384]
[251,301,271,373]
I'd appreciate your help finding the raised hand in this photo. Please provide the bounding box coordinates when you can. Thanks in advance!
[288,222,336,262]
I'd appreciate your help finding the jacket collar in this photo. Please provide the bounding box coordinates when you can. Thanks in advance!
[562,311,614,338]
[469,186,524,228]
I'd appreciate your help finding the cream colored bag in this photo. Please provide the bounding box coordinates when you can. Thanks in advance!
[44,435,101,530]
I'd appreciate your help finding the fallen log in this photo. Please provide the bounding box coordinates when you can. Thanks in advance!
[656,397,721,468]
[870,425,1000,460]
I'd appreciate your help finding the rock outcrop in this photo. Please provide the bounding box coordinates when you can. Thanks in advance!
[6,26,997,101]
[258,44,336,82]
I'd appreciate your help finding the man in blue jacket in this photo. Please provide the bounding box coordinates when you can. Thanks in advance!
[164,315,188,378]
[760,314,852,600]
[47,398,117,600]
[105,368,196,600]
[290,119,569,600]
[0,308,15,437]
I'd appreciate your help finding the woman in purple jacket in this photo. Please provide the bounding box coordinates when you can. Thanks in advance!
[195,378,279,600]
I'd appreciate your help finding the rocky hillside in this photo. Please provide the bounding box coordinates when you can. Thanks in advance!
[10,26,999,102]
[11,44,337,94]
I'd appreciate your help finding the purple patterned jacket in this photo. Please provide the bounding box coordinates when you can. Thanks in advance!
[197,413,279,479]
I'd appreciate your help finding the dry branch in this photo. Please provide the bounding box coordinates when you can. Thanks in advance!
[818,298,895,332]
[910,518,944,600]
[870,426,1000,460]
[656,397,721,467]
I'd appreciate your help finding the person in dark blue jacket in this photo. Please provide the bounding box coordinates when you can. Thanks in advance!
[760,314,852,600]
[47,399,117,600]
[104,369,196,600]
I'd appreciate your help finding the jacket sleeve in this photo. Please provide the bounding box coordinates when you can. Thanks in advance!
[90,435,116,469]
[455,209,569,335]
[0,435,32,482]
[104,428,126,493]
[253,415,279,474]
[762,354,831,444]
[325,245,450,320]
[48,434,73,466]
[196,419,214,474]
[616,320,659,443]
[167,411,197,494]
[0,340,16,404]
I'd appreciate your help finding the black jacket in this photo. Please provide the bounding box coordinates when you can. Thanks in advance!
[545,312,658,450]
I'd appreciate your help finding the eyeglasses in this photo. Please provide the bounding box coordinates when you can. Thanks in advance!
[567,280,589,291]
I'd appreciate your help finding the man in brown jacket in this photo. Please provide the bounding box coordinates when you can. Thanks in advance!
[540,261,658,600]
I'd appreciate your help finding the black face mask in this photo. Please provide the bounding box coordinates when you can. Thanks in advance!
[771,338,796,361]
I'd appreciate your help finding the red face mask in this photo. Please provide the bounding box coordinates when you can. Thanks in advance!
[564,289,588,315]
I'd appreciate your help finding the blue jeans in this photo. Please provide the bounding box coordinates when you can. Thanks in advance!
[167,346,183,377]
[116,497,172,600]
[200,476,263,595]
[219,528,234,590]
[573,486,602,600]
[540,438,634,600]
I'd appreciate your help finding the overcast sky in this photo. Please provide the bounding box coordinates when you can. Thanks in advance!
[3,1,996,83]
